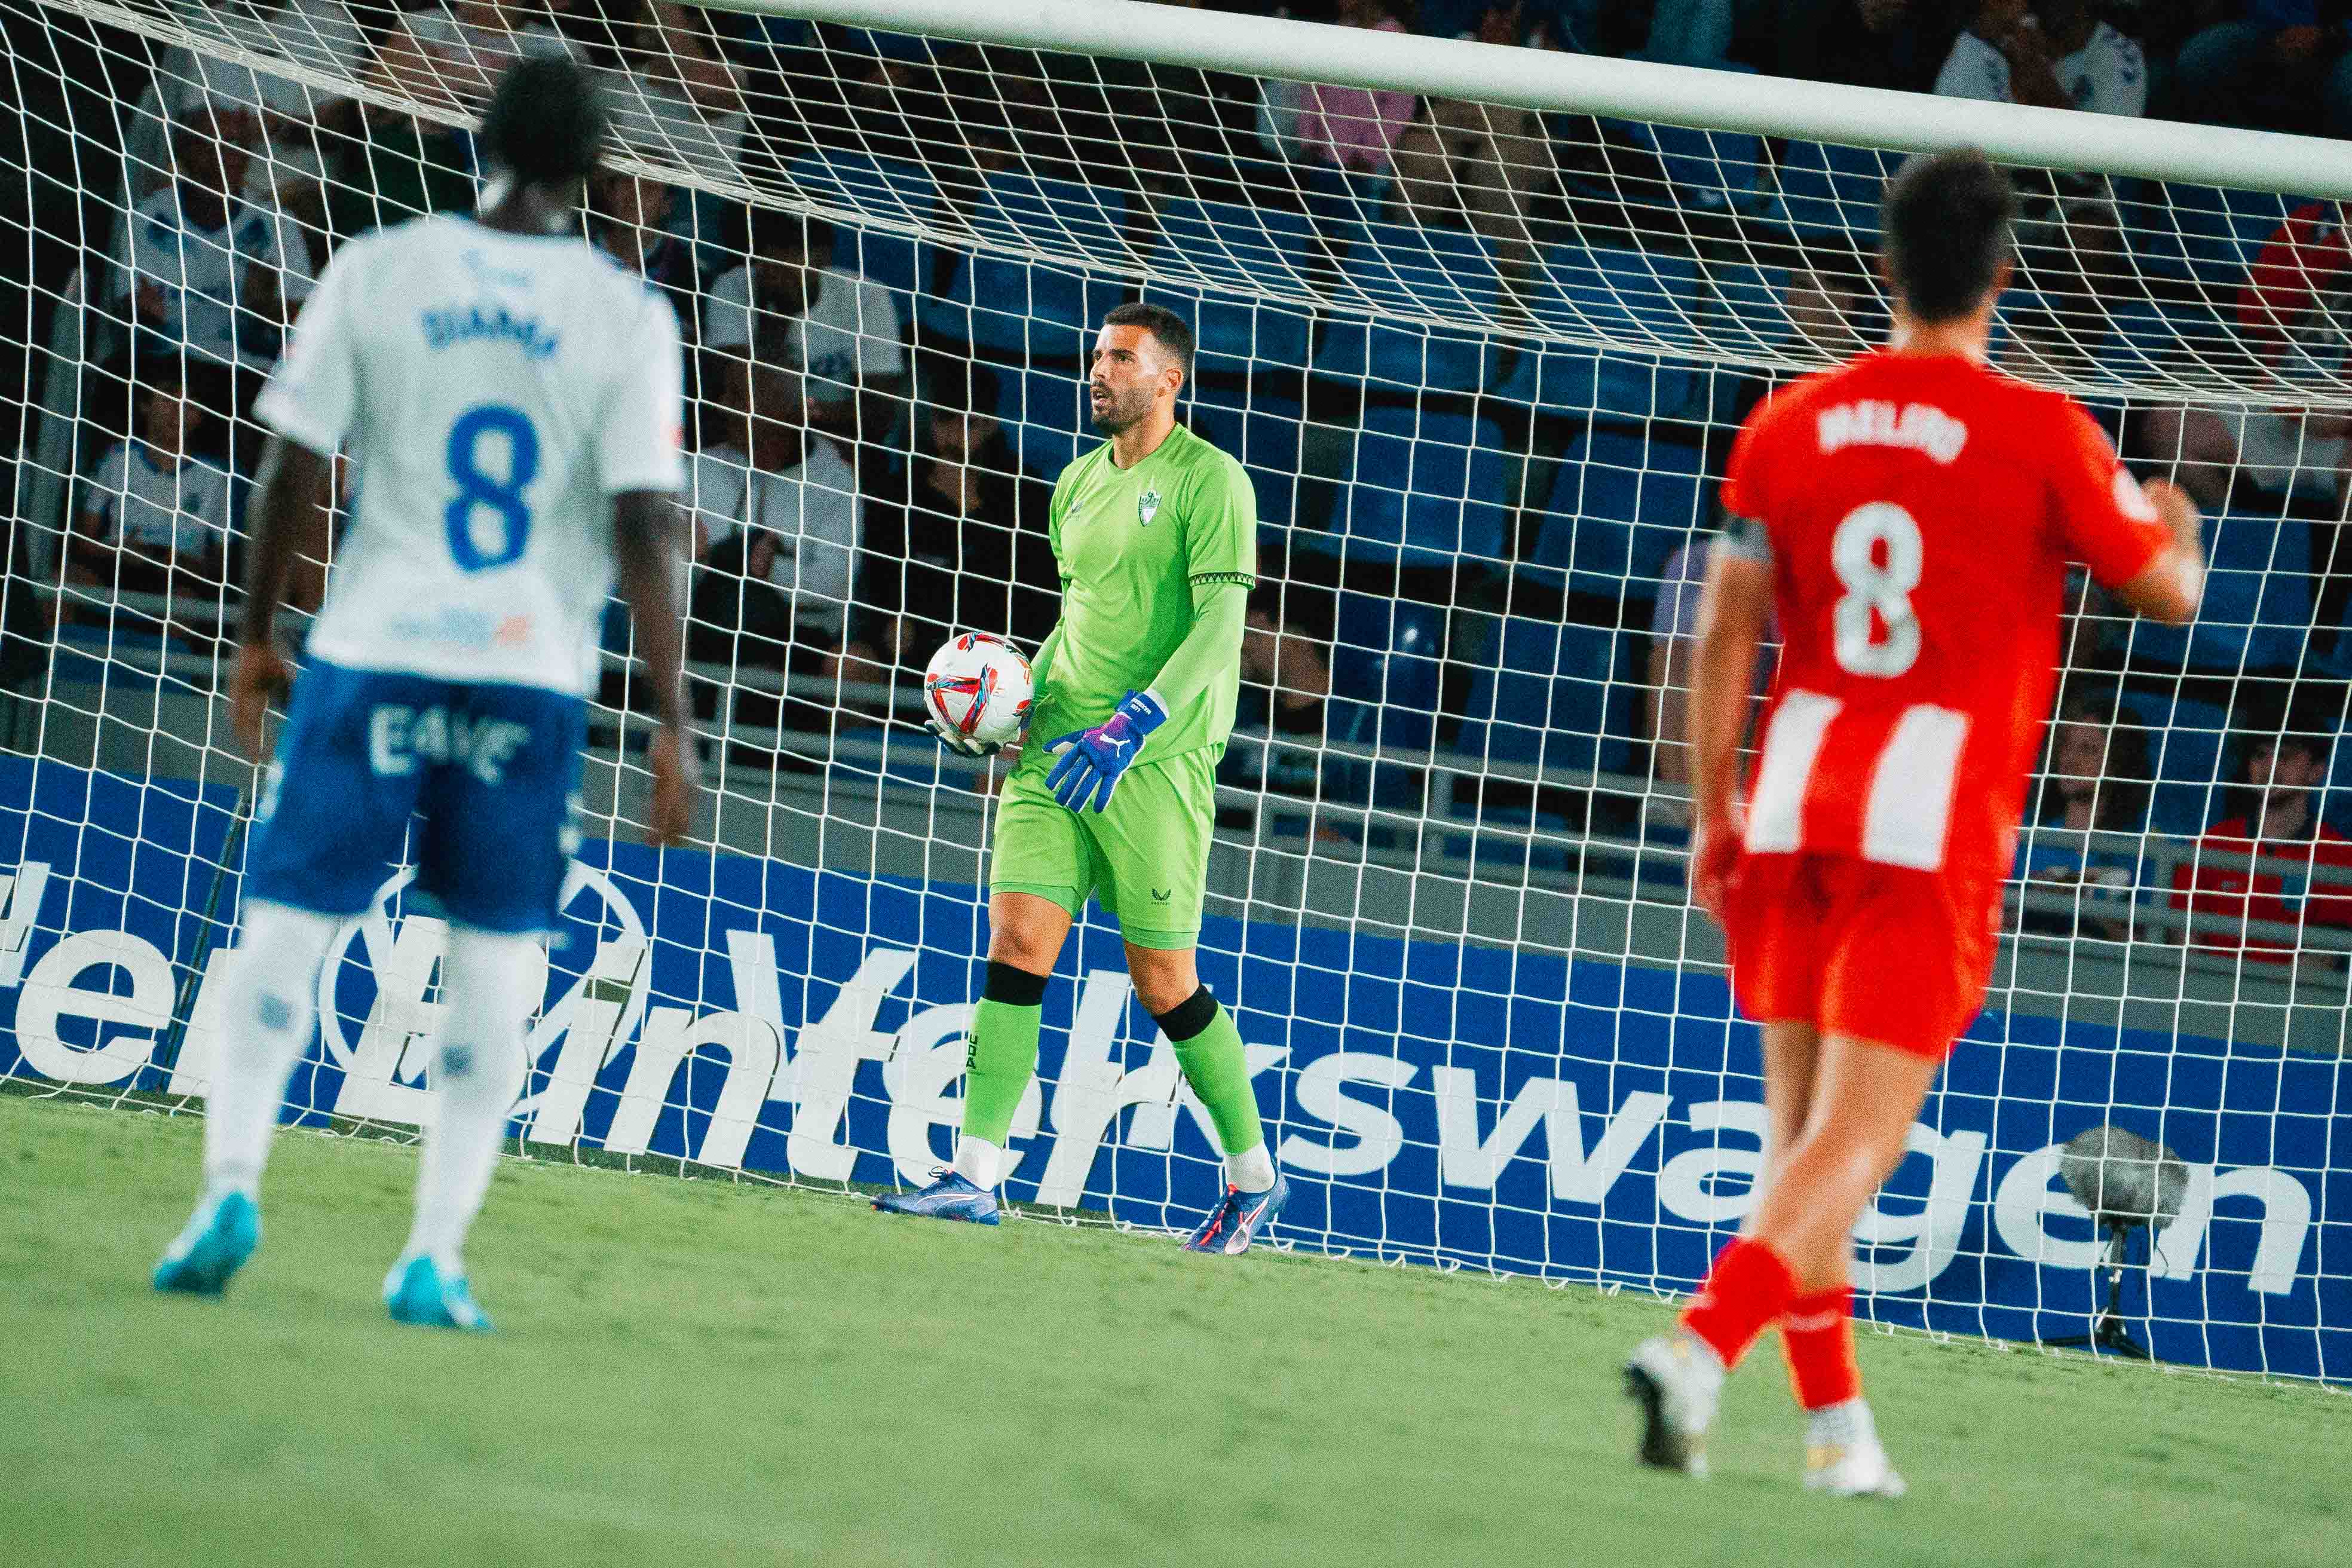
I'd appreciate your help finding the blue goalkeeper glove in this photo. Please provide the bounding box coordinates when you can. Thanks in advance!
[1045,690,1166,813]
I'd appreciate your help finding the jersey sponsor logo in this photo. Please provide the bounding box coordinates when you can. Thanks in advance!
[1814,400,1969,464]
[1138,487,1162,528]
[419,304,562,362]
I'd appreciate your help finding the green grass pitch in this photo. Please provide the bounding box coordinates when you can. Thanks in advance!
[4,1091,2342,1567]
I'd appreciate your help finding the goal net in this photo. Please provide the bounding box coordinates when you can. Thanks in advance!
[1,0,2346,1380]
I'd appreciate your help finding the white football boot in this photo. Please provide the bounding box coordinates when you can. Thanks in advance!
[1624,1333,1725,1477]
[1803,1399,1908,1499]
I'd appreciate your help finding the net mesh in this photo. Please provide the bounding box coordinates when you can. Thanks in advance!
[1,0,2347,1379]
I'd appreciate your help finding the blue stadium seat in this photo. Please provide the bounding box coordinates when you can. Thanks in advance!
[1328,592,1445,809]
[1297,164,1391,229]
[2118,691,2232,837]
[1640,117,1769,215]
[924,252,1113,363]
[2120,183,2313,308]
[1774,141,1892,247]
[1526,428,1708,599]
[1315,219,1499,393]
[999,368,1085,479]
[788,154,936,296]
[1313,409,1511,568]
[1141,274,1314,384]
[1498,246,1702,420]
[1704,260,1795,356]
[1187,397,1301,532]
[2121,512,2311,674]
[1452,618,1624,779]
[972,171,1128,256]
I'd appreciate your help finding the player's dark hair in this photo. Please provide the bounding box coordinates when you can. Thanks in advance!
[480,56,608,191]
[1881,148,2016,324]
[1102,301,1195,377]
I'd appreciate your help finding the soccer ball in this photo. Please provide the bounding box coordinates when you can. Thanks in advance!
[923,632,1033,751]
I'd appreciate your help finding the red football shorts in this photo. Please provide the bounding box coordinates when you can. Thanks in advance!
[1720,853,1998,1060]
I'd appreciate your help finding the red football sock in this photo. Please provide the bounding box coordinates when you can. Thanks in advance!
[1679,1238,1800,1371]
[1780,1284,1861,1411]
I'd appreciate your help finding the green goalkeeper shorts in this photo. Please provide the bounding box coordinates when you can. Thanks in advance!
[988,745,1223,950]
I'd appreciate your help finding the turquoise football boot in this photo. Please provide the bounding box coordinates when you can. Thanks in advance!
[382,1254,494,1333]
[153,1189,261,1296]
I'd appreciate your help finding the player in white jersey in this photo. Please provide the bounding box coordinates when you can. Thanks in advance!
[154,58,699,1330]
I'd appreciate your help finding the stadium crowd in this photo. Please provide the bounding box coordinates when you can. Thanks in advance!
[10,0,2352,959]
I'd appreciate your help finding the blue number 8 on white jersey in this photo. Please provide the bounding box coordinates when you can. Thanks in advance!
[255,214,685,699]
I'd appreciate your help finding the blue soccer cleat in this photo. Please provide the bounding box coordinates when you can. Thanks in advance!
[153,1189,261,1296]
[1183,1173,1290,1255]
[383,1254,494,1333]
[871,1169,1001,1225]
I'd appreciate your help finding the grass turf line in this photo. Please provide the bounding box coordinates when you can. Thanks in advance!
[4,1092,2341,1568]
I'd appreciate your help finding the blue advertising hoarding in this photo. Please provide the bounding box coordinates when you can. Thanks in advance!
[0,752,2343,1380]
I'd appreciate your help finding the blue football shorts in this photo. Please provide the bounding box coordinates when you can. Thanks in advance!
[243,660,587,934]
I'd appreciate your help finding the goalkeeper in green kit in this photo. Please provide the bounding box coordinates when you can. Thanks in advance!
[876,304,1287,1251]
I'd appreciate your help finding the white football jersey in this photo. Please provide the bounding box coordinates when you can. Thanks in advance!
[255,213,684,697]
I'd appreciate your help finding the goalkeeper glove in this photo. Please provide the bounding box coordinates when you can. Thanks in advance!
[1045,690,1166,813]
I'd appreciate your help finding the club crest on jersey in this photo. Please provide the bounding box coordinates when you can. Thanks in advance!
[1138,488,1162,528]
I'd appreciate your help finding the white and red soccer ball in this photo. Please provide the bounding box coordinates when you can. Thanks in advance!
[923,632,1033,751]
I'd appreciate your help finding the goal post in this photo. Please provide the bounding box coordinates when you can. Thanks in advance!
[2,0,2348,1381]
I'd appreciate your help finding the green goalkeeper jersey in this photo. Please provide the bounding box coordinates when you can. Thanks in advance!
[1030,421,1257,762]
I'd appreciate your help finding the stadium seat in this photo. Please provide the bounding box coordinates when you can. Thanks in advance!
[924,251,1114,363]
[2117,691,2232,837]
[972,170,1128,256]
[1314,409,1512,569]
[1313,219,1499,394]
[2126,182,2303,295]
[1451,618,1625,779]
[788,154,935,296]
[1774,140,1892,247]
[1703,259,1795,356]
[2121,512,2310,674]
[999,368,1085,478]
[1499,245,1702,421]
[1639,116,1769,216]
[1187,397,1302,531]
[1328,592,1445,809]
[1296,163,1392,229]
[1525,427,1709,600]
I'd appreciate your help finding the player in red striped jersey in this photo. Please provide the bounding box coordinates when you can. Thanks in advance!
[1624,149,2206,1496]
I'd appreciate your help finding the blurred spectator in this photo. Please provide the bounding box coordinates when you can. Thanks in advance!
[2015,691,2149,939]
[685,363,864,729]
[1643,0,1742,68]
[120,104,315,426]
[2167,3,2352,139]
[1934,2,2143,293]
[846,373,1058,688]
[1225,593,1333,798]
[71,371,233,630]
[1645,528,1777,805]
[589,170,700,330]
[1290,1,1420,174]
[596,1,748,263]
[703,209,905,444]
[1389,12,1558,262]
[375,0,577,108]
[1773,0,1945,92]
[1935,2,2148,114]
[2170,732,2352,961]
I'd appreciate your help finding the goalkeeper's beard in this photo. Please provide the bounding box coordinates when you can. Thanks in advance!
[1089,384,1152,434]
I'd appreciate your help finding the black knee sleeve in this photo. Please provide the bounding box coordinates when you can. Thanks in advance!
[983,960,1049,1008]
[1153,985,1220,1044]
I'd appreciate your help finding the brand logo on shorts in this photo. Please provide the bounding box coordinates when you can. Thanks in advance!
[1151,887,1172,905]
[1138,488,1161,528]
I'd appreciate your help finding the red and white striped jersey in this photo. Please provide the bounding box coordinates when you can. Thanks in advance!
[1722,350,2172,895]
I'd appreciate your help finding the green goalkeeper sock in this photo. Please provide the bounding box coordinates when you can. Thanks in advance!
[1157,988,1266,1163]
[960,963,1048,1148]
